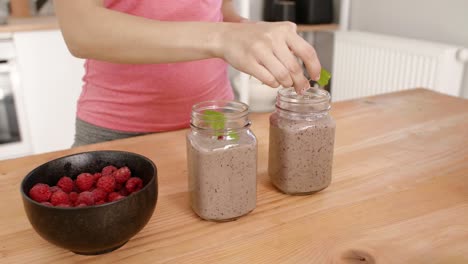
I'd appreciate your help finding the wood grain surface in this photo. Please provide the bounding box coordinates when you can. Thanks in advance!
[0,89,467,263]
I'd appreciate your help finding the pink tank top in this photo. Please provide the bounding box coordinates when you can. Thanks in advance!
[77,0,233,132]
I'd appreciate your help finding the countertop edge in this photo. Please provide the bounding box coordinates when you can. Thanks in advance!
[0,16,59,33]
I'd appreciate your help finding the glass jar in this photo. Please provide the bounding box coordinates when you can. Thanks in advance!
[187,100,257,221]
[268,87,335,195]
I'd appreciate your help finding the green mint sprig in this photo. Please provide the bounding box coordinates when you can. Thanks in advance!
[202,110,239,141]
[316,68,331,87]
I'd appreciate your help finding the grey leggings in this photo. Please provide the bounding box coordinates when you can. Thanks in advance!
[73,118,149,147]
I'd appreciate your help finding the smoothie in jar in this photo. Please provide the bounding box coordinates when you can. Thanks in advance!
[187,101,257,221]
[268,87,335,195]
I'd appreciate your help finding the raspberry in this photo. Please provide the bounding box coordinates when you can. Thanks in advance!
[113,166,131,184]
[92,188,107,202]
[69,192,79,205]
[115,183,125,191]
[119,187,129,197]
[41,202,53,206]
[102,165,117,176]
[57,176,74,193]
[76,173,95,191]
[50,186,61,193]
[57,204,71,208]
[95,200,106,205]
[125,177,143,193]
[50,190,70,206]
[76,203,87,208]
[77,191,95,206]
[108,192,125,202]
[29,183,52,203]
[96,175,116,193]
[93,172,103,182]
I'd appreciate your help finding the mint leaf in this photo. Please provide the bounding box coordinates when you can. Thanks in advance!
[202,110,239,141]
[316,68,331,87]
[228,131,239,141]
[202,110,225,131]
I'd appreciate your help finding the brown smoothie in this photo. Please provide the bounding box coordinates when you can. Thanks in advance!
[268,115,335,194]
[187,137,257,221]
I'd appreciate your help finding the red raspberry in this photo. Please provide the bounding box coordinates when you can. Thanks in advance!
[102,165,117,176]
[113,166,131,184]
[76,203,87,208]
[57,204,71,208]
[41,202,53,206]
[125,177,143,193]
[29,183,52,203]
[119,187,129,197]
[76,173,95,191]
[57,176,74,193]
[92,188,107,202]
[93,172,103,182]
[77,191,95,206]
[108,192,125,202]
[96,175,116,193]
[50,190,70,206]
[72,181,79,192]
[50,186,61,193]
[69,192,79,205]
[115,183,123,191]
[95,200,106,205]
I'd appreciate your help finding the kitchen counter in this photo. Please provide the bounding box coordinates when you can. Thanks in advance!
[0,16,58,33]
[0,89,467,263]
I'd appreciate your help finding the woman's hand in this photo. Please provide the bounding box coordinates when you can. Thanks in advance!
[217,21,321,94]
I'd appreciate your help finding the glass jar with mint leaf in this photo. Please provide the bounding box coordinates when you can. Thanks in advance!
[268,75,335,195]
[187,100,257,221]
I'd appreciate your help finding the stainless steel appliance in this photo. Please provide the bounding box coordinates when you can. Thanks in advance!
[0,33,31,160]
[263,0,296,22]
[295,0,333,24]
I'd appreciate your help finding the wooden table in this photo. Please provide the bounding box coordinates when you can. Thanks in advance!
[1,89,467,263]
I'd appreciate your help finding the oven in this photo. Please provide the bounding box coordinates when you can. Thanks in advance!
[0,33,31,160]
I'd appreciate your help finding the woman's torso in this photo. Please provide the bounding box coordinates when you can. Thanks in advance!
[77,0,233,132]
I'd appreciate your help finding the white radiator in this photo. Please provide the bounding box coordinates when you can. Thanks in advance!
[331,31,468,101]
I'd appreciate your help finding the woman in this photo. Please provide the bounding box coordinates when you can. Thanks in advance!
[53,0,322,146]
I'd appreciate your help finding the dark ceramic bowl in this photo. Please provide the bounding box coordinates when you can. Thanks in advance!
[20,150,158,255]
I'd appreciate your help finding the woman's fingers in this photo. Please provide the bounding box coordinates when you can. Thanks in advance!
[257,50,294,88]
[273,43,310,93]
[287,34,321,82]
[247,60,280,88]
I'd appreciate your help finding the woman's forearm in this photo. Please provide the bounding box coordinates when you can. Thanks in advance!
[54,0,225,64]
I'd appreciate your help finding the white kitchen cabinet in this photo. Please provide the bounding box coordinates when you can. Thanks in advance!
[13,30,84,154]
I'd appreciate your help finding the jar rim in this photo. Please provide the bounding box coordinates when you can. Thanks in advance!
[191,100,249,120]
[276,87,331,113]
[191,100,250,131]
[277,87,330,105]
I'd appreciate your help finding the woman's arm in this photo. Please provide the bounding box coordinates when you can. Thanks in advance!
[54,0,224,64]
[53,0,321,93]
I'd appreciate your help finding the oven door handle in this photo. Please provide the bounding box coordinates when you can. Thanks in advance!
[0,62,11,73]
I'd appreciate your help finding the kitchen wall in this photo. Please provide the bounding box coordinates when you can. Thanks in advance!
[347,0,468,98]
[349,0,468,47]
[245,0,468,98]
[233,1,468,99]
